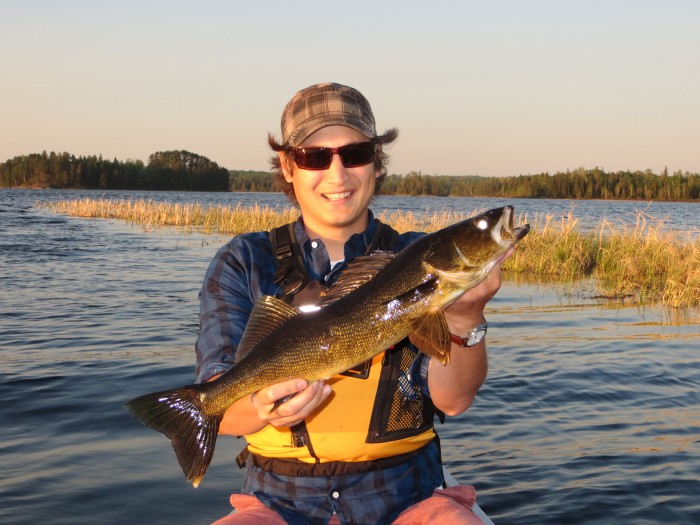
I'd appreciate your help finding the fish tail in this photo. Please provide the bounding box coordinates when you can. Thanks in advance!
[125,384,220,488]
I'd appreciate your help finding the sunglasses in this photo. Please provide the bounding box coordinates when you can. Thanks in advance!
[287,141,376,170]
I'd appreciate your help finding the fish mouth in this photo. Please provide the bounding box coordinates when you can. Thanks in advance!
[500,205,530,243]
[514,223,530,240]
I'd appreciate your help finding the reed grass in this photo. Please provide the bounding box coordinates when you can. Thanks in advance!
[47,198,299,235]
[45,198,700,307]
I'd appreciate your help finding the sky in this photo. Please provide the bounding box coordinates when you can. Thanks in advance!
[2,0,698,178]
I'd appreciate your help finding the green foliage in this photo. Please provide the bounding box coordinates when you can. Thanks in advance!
[144,150,229,191]
[228,170,275,192]
[0,150,229,191]
[381,167,700,201]
[2,152,698,201]
[381,171,485,196]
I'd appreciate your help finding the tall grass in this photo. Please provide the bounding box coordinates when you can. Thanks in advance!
[506,211,700,307]
[47,198,299,235]
[45,198,699,307]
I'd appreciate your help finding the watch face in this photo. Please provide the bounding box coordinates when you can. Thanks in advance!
[467,327,487,346]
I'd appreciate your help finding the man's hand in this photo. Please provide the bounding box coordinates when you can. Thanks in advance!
[443,247,513,333]
[212,375,332,436]
[250,379,332,428]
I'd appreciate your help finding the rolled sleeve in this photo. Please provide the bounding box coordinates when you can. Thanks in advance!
[409,349,432,397]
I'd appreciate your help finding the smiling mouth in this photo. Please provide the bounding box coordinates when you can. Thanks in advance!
[322,191,353,201]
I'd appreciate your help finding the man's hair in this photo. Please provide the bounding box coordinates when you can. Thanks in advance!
[267,128,398,206]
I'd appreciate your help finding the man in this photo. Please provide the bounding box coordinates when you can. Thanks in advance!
[197,82,504,524]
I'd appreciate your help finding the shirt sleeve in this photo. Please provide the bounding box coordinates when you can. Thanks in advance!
[408,346,431,397]
[194,240,258,383]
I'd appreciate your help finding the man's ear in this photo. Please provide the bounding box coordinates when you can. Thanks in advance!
[280,152,293,183]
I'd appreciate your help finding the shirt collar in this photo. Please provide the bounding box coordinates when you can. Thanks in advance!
[293,210,379,282]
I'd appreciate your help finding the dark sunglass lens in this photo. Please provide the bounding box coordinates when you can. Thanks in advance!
[339,143,375,167]
[294,148,332,170]
[291,142,374,170]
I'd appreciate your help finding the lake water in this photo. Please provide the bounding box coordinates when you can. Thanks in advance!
[1,188,699,524]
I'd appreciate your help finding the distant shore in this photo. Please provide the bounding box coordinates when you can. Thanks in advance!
[2,151,699,201]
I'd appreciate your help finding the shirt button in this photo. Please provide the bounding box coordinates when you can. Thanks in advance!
[331,491,340,499]
[311,241,319,249]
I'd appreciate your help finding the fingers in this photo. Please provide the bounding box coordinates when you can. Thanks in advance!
[500,246,515,263]
[443,256,507,332]
[253,378,309,406]
[251,379,332,428]
[481,264,502,297]
[454,265,502,308]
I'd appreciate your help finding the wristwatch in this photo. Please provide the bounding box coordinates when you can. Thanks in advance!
[449,319,488,347]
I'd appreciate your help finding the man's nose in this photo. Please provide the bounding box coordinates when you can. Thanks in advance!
[323,154,350,183]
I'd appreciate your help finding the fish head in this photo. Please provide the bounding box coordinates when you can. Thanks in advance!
[424,206,530,287]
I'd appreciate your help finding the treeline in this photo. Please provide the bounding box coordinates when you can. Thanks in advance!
[0,150,229,191]
[230,167,700,201]
[228,170,276,192]
[3,151,699,201]
[381,167,700,201]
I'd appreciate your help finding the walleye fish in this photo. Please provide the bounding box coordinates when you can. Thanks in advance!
[125,206,529,487]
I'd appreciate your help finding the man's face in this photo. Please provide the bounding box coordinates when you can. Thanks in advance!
[282,125,380,240]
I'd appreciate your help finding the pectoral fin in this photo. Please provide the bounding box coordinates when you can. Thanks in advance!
[408,310,452,365]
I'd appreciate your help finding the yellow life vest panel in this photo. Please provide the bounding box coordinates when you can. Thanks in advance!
[245,353,436,463]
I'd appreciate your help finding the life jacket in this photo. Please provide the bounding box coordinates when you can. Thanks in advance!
[237,219,443,475]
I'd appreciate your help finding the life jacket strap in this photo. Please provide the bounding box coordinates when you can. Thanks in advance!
[270,222,307,302]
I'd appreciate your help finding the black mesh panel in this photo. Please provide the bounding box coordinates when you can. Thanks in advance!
[366,343,436,443]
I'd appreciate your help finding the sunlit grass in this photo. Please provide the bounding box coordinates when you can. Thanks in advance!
[46,198,299,235]
[505,210,700,308]
[45,198,700,307]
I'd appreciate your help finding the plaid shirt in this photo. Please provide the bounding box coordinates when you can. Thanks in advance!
[242,440,443,525]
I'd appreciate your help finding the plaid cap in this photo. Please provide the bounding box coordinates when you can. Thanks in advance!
[281,82,377,146]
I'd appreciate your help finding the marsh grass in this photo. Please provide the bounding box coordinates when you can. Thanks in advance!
[46,198,699,307]
[594,215,700,308]
[507,210,700,307]
[47,198,299,235]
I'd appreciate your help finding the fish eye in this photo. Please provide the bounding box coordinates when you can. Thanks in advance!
[477,219,489,230]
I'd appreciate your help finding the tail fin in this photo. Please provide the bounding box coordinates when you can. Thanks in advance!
[125,384,221,488]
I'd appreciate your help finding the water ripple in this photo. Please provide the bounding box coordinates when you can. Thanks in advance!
[2,189,699,525]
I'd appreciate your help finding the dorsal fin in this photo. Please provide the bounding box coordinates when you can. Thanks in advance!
[235,296,299,363]
[317,251,397,307]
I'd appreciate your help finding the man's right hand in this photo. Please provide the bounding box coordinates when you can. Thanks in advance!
[251,379,332,428]
[213,376,332,436]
